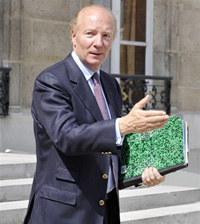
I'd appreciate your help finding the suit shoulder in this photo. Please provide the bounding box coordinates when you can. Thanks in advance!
[100,71,120,90]
[38,60,65,79]
[36,54,72,81]
[100,70,117,83]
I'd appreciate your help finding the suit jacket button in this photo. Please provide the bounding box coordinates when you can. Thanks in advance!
[99,200,105,206]
[102,174,108,180]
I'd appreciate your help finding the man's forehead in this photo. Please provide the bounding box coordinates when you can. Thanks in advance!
[79,10,114,28]
[79,7,113,22]
[82,26,114,35]
[81,6,108,15]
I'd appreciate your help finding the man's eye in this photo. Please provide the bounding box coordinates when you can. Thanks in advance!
[86,32,94,36]
[104,34,111,39]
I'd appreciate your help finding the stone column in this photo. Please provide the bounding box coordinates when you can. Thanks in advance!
[0,0,3,66]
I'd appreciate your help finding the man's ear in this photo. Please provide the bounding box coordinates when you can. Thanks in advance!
[71,30,76,47]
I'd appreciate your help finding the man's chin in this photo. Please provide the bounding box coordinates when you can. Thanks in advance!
[83,62,100,71]
[87,59,103,69]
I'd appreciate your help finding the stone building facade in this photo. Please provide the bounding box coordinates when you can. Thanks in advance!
[0,0,200,153]
[153,0,200,150]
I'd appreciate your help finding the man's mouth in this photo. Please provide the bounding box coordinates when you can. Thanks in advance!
[90,52,103,56]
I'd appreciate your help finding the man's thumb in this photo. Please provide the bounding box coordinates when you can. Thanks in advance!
[134,95,150,109]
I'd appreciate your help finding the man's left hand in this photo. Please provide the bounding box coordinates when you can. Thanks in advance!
[142,167,165,187]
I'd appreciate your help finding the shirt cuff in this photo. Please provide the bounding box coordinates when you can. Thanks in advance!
[115,118,124,146]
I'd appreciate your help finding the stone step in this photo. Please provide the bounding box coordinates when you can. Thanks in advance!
[0,178,33,202]
[119,185,200,212]
[0,152,200,224]
[120,202,200,224]
[0,200,28,224]
[1,200,200,224]
[0,153,36,180]
[0,152,36,165]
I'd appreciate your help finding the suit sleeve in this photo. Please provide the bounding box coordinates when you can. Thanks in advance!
[32,72,121,156]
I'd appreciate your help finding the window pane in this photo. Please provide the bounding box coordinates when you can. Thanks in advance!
[120,0,146,42]
[120,45,145,74]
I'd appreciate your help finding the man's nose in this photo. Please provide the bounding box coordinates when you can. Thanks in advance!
[94,35,103,47]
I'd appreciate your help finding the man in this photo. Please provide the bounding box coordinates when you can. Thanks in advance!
[24,5,169,224]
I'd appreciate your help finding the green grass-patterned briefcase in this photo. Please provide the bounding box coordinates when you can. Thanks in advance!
[119,115,189,189]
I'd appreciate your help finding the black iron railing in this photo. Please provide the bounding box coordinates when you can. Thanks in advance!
[0,67,11,116]
[111,74,173,115]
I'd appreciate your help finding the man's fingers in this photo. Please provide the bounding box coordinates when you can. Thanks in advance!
[152,168,165,182]
[143,110,169,117]
[131,114,169,133]
[119,95,169,135]
[145,115,169,126]
[143,113,169,124]
[142,167,165,187]
[134,95,150,109]
[133,96,169,120]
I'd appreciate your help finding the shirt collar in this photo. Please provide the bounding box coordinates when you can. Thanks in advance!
[71,51,100,81]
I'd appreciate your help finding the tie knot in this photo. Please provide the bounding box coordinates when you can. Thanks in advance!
[92,72,100,85]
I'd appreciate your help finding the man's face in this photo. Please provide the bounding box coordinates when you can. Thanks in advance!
[71,7,115,72]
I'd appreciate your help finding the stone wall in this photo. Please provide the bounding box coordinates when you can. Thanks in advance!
[2,0,93,110]
[0,0,93,153]
[153,0,200,149]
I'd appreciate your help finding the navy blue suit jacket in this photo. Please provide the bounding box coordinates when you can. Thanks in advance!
[24,54,122,224]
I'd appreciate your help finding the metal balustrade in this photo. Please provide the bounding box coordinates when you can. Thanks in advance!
[0,69,172,117]
[111,74,173,115]
[0,67,11,116]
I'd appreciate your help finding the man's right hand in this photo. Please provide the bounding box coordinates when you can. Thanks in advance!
[118,95,169,136]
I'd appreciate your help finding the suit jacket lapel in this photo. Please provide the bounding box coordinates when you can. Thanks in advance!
[64,55,103,121]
